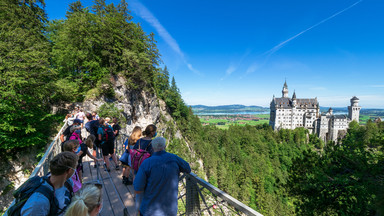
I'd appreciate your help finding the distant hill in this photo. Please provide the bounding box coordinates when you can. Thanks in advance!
[190,104,269,114]
[191,105,384,115]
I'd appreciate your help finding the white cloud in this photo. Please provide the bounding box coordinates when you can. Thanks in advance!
[129,0,200,75]
[226,65,236,75]
[263,0,363,56]
[246,63,259,74]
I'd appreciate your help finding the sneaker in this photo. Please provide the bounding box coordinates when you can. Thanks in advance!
[115,165,120,170]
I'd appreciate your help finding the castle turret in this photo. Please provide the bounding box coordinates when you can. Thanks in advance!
[282,81,288,98]
[348,96,361,122]
[328,107,333,115]
[292,91,297,107]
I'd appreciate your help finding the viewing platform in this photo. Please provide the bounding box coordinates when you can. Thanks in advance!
[6,121,263,216]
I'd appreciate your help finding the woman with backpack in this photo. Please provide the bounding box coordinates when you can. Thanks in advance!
[121,126,142,185]
[69,125,82,145]
[132,124,156,216]
[98,118,119,172]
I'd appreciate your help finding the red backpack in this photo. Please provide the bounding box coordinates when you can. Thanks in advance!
[130,140,152,172]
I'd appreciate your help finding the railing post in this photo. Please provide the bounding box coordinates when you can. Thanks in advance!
[186,174,200,216]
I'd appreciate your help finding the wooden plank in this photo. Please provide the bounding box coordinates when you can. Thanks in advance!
[98,160,125,216]
[108,167,136,216]
[82,161,91,183]
[84,156,115,216]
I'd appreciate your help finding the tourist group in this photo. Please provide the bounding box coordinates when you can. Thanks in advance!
[7,106,191,216]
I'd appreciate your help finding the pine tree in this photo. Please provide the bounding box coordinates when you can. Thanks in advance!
[0,0,55,149]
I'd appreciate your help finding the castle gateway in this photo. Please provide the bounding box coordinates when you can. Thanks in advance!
[269,81,361,142]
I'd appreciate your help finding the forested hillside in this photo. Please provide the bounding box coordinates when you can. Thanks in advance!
[193,121,384,215]
[0,0,189,151]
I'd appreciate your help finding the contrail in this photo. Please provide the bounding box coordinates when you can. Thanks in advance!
[263,0,363,56]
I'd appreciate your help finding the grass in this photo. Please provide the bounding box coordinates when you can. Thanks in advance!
[359,114,383,125]
[199,114,270,130]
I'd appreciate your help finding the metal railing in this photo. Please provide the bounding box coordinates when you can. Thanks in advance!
[178,173,263,216]
[30,121,68,177]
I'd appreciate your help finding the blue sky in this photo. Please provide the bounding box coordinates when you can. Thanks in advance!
[46,0,384,108]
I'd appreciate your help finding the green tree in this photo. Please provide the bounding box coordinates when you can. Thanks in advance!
[0,0,56,149]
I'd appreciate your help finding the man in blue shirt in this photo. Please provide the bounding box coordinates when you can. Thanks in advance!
[134,137,191,216]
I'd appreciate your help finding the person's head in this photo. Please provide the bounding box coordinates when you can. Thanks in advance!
[63,140,80,153]
[99,118,105,126]
[142,124,157,138]
[50,152,78,179]
[73,119,81,125]
[66,114,72,119]
[70,125,81,134]
[128,126,142,146]
[92,112,97,117]
[85,135,96,149]
[86,113,93,120]
[152,137,166,152]
[80,108,83,112]
[105,117,110,123]
[112,117,118,124]
[65,182,103,216]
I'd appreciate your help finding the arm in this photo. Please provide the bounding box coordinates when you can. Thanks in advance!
[133,162,147,193]
[177,156,191,174]
[86,149,103,161]
[60,134,65,143]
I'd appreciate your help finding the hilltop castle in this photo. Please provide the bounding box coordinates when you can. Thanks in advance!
[269,81,361,142]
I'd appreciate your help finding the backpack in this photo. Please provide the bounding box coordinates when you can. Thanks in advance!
[6,176,73,216]
[101,125,115,142]
[130,140,152,172]
[85,120,99,136]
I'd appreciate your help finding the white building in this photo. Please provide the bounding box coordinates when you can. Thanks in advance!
[269,82,361,142]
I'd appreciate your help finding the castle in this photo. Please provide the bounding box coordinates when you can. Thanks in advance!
[269,81,361,142]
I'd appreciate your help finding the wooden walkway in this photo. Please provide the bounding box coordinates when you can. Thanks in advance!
[82,156,136,216]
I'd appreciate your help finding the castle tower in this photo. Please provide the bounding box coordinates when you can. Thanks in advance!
[348,96,361,122]
[292,91,297,107]
[282,81,288,98]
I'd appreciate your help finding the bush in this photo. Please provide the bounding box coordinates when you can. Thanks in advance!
[97,103,126,126]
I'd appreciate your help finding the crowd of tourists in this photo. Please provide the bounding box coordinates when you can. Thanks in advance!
[8,106,191,216]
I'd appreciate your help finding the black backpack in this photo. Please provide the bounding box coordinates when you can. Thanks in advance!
[85,120,99,136]
[101,125,115,142]
[6,176,73,216]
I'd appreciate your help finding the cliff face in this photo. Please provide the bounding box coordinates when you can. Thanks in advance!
[79,75,175,138]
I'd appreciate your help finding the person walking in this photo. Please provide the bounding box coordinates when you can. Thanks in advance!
[122,126,142,185]
[133,137,191,216]
[98,118,119,172]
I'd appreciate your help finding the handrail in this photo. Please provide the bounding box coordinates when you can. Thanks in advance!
[178,173,263,216]
[30,121,68,177]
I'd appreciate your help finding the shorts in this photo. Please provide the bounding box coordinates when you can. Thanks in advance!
[101,141,114,156]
